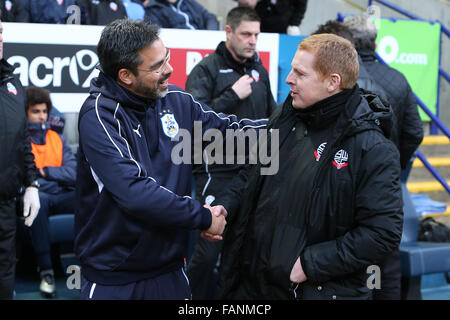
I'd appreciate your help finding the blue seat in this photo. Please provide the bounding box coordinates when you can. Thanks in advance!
[122,0,145,20]
[399,183,450,299]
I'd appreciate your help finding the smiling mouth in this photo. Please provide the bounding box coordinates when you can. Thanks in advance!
[159,78,169,85]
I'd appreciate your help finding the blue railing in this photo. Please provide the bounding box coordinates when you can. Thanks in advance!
[415,150,450,194]
[374,53,450,195]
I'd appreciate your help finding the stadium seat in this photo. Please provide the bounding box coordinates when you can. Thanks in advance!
[399,183,450,299]
[48,214,75,244]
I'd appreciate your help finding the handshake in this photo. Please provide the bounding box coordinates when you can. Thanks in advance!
[201,204,227,242]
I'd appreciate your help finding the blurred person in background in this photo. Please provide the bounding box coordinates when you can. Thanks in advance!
[144,0,219,30]
[20,86,76,298]
[0,18,40,300]
[76,0,127,25]
[1,0,28,22]
[343,15,423,300]
[236,0,307,35]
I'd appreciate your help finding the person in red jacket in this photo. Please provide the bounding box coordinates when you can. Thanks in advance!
[24,86,76,298]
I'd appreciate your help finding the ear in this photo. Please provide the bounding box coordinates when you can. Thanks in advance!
[327,73,341,93]
[117,68,135,86]
[225,25,232,40]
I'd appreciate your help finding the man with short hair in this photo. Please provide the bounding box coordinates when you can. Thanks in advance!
[185,6,277,299]
[217,34,403,300]
[0,18,40,300]
[75,18,265,300]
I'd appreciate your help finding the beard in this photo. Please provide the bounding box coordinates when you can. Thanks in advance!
[135,73,170,99]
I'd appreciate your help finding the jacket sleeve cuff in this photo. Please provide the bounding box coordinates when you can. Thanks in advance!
[300,249,314,281]
[199,206,212,231]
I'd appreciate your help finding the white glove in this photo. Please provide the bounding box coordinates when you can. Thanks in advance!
[23,186,40,227]
[287,25,301,36]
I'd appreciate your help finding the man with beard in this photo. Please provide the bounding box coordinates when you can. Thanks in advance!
[75,18,266,300]
[185,6,277,299]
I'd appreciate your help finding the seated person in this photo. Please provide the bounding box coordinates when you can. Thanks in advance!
[1,0,29,22]
[144,0,219,30]
[76,0,127,25]
[23,86,76,298]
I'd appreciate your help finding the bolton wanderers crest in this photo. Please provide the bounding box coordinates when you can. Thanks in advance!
[160,113,179,138]
[332,149,349,169]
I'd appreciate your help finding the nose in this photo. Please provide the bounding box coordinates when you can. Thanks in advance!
[39,112,47,123]
[164,61,173,75]
[286,70,295,85]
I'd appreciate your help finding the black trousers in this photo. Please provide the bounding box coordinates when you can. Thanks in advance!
[0,199,17,300]
[187,173,234,300]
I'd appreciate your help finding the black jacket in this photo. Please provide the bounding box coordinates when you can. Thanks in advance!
[144,0,219,30]
[360,50,424,169]
[255,0,307,33]
[0,0,28,22]
[76,0,127,25]
[0,59,36,201]
[24,0,77,24]
[186,41,277,175]
[217,88,403,300]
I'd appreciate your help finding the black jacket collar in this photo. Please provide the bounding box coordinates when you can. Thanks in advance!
[90,71,156,112]
[0,59,15,84]
[359,49,377,63]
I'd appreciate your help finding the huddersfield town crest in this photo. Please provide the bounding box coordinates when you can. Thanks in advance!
[161,113,179,138]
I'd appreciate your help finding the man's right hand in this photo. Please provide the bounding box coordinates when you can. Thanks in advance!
[201,204,227,242]
[232,74,254,100]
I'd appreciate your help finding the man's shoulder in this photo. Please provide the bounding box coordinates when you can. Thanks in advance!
[365,61,408,84]
[79,92,118,119]
[193,52,222,70]
[166,85,199,103]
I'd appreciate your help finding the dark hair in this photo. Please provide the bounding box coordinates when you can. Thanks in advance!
[313,20,355,45]
[97,18,160,80]
[25,86,52,113]
[226,6,260,30]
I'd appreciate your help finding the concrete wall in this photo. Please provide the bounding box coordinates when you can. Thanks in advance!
[196,0,449,132]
